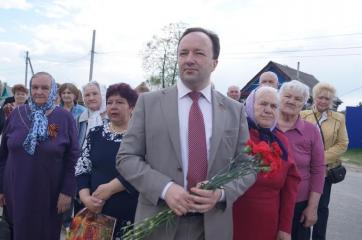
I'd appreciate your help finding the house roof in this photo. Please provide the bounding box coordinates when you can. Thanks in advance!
[240,61,342,105]
[272,61,319,88]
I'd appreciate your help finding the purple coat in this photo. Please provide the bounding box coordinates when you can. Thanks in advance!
[0,105,79,240]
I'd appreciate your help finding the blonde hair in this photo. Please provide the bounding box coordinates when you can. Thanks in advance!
[312,82,336,100]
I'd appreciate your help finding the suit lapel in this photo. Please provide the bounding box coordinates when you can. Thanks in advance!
[208,90,226,173]
[160,86,183,167]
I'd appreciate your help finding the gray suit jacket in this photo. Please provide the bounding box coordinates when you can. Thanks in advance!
[116,86,255,240]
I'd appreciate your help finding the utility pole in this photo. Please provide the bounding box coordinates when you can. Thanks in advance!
[28,57,34,76]
[296,61,300,80]
[89,30,96,82]
[25,51,29,86]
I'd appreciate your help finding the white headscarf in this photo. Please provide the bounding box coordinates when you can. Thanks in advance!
[82,81,107,134]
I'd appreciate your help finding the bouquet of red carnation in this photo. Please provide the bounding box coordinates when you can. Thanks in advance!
[122,140,282,240]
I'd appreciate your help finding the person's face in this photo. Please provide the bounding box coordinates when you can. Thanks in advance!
[254,91,278,128]
[31,75,52,105]
[227,87,241,101]
[178,32,218,90]
[61,88,75,105]
[279,88,305,116]
[106,94,133,126]
[315,90,333,112]
[259,74,278,88]
[14,90,27,105]
[83,85,102,111]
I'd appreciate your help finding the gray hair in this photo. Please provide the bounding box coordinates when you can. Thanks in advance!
[279,80,310,104]
[259,71,279,85]
[255,86,280,104]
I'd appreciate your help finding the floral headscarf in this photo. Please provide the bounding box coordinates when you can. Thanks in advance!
[245,86,288,161]
[23,72,58,155]
[245,86,278,131]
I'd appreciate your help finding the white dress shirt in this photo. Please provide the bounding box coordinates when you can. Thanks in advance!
[161,81,224,201]
[177,80,213,187]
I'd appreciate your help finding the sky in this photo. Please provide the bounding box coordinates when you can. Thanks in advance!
[0,0,361,110]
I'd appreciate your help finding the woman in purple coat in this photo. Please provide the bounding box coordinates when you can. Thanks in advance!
[0,72,79,240]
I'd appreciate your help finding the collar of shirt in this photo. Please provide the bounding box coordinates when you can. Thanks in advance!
[177,80,212,103]
[293,116,306,135]
[312,106,329,121]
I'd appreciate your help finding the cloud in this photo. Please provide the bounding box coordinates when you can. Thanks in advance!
[0,0,31,9]
[0,42,28,84]
[1,0,362,109]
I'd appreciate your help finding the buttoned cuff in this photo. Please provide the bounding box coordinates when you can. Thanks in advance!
[161,182,174,199]
[219,188,225,202]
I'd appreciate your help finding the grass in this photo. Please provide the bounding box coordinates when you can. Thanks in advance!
[341,148,362,166]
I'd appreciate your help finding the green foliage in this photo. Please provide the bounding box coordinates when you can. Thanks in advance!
[142,22,188,89]
[342,148,362,166]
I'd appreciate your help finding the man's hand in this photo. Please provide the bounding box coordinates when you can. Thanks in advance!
[164,183,192,216]
[0,194,5,207]
[92,183,113,201]
[300,205,318,227]
[276,230,291,240]
[57,193,72,214]
[188,187,221,213]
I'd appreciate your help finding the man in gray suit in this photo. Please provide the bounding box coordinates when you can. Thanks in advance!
[116,27,256,240]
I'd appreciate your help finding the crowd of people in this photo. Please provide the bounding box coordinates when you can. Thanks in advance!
[0,27,349,240]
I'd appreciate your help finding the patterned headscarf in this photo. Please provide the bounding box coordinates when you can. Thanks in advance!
[245,86,288,161]
[23,72,58,155]
[245,86,278,131]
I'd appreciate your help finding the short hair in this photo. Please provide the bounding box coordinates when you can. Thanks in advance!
[59,83,81,103]
[135,82,150,93]
[312,82,336,100]
[259,72,279,85]
[279,80,310,104]
[106,83,138,108]
[179,27,220,59]
[227,85,240,91]
[12,84,28,95]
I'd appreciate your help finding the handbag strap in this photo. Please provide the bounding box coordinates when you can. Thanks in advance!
[313,111,326,150]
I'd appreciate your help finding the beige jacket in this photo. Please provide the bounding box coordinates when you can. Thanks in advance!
[300,109,349,169]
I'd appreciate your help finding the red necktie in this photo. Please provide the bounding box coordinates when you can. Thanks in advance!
[187,91,208,190]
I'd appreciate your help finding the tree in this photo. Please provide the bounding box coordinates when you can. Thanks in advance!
[142,22,188,89]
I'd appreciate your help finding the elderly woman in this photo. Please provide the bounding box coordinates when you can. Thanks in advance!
[77,81,107,148]
[278,80,325,240]
[233,86,300,240]
[59,83,86,119]
[2,84,28,119]
[76,83,139,238]
[300,82,349,240]
[0,72,79,239]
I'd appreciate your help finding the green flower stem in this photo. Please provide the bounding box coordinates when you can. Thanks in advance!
[121,150,273,240]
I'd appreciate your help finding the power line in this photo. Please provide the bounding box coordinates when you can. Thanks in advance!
[225,46,362,56]
[238,32,362,45]
[340,86,362,96]
[32,54,90,64]
[223,52,362,60]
